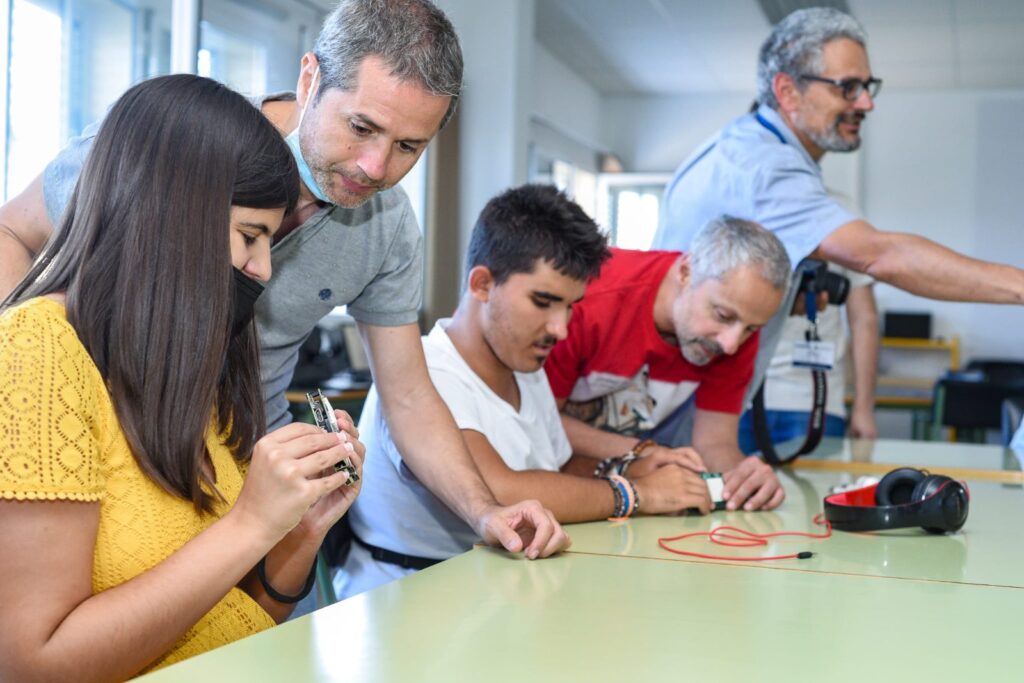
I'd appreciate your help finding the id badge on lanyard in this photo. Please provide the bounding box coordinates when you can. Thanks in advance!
[792,288,835,370]
[792,340,835,370]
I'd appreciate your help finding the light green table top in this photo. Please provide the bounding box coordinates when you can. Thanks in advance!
[140,546,1023,683]
[788,437,1022,483]
[138,440,1024,682]
[564,468,1024,588]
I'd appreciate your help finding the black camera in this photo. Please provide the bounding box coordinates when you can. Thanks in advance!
[796,259,849,306]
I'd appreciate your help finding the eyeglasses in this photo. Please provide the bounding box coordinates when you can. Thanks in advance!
[798,75,882,101]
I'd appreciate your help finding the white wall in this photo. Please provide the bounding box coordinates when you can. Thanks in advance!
[530,42,607,168]
[201,0,321,94]
[602,92,751,173]
[433,0,616,267]
[601,91,863,207]
[862,89,1024,362]
[436,0,535,266]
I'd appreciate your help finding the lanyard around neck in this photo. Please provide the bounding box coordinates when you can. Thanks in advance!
[755,112,787,145]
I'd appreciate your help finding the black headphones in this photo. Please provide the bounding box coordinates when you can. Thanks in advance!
[823,467,969,534]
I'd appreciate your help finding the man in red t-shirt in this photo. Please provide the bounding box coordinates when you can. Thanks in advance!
[545,216,791,511]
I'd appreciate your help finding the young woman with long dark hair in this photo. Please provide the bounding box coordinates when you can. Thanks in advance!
[0,74,364,680]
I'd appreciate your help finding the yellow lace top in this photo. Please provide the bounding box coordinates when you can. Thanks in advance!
[0,298,275,673]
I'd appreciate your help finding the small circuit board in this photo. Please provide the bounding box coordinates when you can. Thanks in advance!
[306,388,359,484]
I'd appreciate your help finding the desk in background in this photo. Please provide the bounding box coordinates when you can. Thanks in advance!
[847,336,960,440]
[139,439,1022,682]
[286,372,372,424]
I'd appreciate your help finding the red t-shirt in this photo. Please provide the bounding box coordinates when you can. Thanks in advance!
[544,248,758,436]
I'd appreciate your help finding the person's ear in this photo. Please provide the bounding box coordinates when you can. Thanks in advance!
[773,72,802,115]
[467,265,496,302]
[675,253,691,288]
[297,52,321,109]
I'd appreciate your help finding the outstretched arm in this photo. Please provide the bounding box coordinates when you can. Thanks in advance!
[817,219,1024,303]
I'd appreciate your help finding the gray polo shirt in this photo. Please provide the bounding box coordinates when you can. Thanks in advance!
[41,92,423,430]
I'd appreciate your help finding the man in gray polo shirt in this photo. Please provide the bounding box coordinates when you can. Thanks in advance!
[0,0,569,561]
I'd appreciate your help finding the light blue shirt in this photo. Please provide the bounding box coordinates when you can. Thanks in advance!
[651,105,858,407]
[652,104,856,269]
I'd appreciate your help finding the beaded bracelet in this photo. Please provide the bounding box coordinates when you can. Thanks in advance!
[618,479,634,516]
[605,477,626,518]
[256,556,317,604]
[607,474,640,520]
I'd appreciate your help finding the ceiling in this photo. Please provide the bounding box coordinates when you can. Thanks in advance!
[534,0,1024,95]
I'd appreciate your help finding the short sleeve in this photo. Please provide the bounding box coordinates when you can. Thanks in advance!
[42,121,100,227]
[427,366,485,435]
[754,158,857,269]
[0,302,104,501]
[345,192,424,327]
[694,330,759,414]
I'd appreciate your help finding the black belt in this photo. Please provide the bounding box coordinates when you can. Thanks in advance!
[352,534,444,571]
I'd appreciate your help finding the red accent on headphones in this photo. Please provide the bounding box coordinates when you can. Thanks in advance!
[824,483,880,508]
[823,468,969,534]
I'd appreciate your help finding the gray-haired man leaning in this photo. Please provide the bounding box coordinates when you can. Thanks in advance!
[0,0,570,567]
[545,217,792,512]
[653,7,1024,407]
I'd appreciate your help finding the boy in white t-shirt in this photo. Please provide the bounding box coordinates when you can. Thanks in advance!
[336,185,714,599]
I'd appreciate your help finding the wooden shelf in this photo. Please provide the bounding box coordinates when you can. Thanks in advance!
[876,376,935,390]
[879,335,960,370]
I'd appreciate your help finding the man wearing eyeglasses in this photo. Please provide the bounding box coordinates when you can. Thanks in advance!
[652,7,1024,448]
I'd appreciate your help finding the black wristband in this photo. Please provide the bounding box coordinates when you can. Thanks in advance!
[256,556,317,604]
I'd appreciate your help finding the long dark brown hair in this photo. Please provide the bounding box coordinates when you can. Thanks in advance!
[2,75,298,512]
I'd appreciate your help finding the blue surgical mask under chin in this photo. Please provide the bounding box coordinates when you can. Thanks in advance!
[285,126,332,205]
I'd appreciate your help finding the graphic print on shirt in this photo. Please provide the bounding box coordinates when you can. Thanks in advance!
[563,364,699,436]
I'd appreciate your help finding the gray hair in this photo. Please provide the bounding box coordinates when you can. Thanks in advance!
[312,0,463,128]
[756,8,867,110]
[688,216,791,291]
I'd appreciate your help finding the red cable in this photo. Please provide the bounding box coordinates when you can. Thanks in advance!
[657,514,832,562]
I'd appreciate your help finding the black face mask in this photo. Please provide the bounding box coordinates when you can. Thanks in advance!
[231,268,265,337]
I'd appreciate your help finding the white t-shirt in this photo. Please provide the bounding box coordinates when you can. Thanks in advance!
[337,319,572,599]
[763,266,873,416]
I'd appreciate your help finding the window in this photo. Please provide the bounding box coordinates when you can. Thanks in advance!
[198,21,268,96]
[5,0,63,199]
[1,0,173,201]
[596,174,671,249]
[199,0,322,95]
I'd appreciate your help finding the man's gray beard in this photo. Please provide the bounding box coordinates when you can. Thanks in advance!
[681,339,718,367]
[807,122,861,153]
[313,167,378,209]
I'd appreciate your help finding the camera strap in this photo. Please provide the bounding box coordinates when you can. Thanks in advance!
[752,291,828,466]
